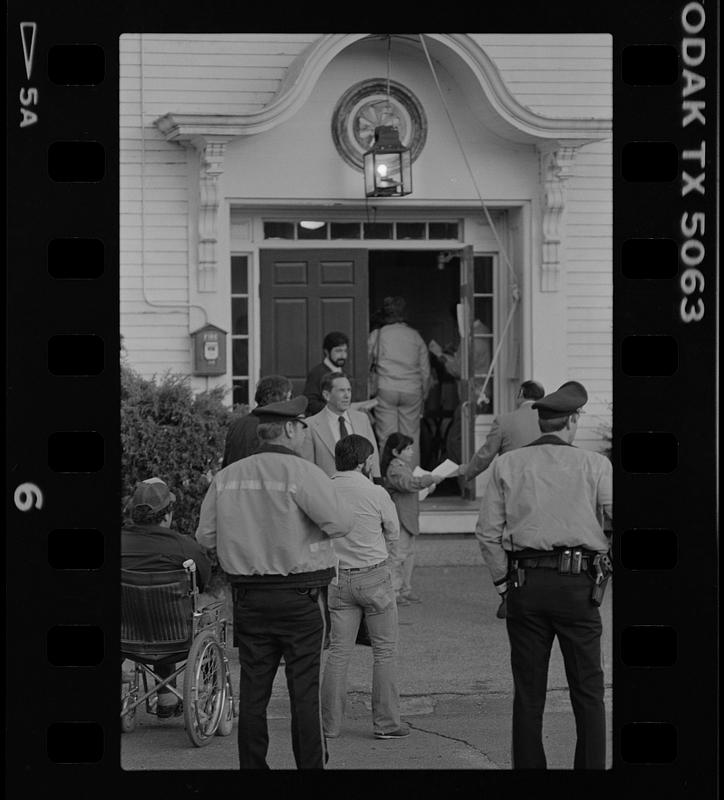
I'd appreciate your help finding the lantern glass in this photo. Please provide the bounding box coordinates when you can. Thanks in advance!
[363,126,412,197]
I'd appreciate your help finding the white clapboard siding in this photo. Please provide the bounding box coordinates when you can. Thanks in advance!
[120,35,318,379]
[119,33,319,119]
[473,34,612,118]
[122,312,195,327]
[122,248,190,261]
[562,137,612,450]
[120,87,191,376]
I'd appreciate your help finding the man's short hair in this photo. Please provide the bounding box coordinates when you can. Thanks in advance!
[538,415,572,433]
[322,331,349,352]
[320,370,350,394]
[256,420,294,441]
[255,374,293,407]
[520,380,545,400]
[335,434,374,471]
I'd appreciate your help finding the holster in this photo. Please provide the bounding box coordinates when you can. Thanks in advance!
[590,552,613,606]
[509,557,526,588]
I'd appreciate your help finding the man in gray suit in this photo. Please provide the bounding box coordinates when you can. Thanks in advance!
[459,380,545,484]
[302,372,381,479]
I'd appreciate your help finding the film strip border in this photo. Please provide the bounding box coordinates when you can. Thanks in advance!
[9,10,118,777]
[5,3,718,795]
[614,1,718,781]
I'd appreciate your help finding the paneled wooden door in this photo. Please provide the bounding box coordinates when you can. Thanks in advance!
[260,249,369,400]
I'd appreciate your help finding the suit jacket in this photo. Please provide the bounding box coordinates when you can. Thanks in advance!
[302,362,331,416]
[302,407,381,477]
[462,401,541,482]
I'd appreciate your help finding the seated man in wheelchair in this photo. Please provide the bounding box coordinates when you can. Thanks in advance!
[122,476,214,718]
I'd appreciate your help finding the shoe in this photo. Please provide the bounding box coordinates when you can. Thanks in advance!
[156,700,183,719]
[402,592,422,603]
[396,594,410,606]
[375,725,411,739]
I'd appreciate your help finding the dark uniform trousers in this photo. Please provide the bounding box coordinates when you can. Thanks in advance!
[506,568,605,769]
[233,585,328,769]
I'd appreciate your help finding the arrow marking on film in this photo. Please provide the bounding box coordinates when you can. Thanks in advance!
[20,22,37,81]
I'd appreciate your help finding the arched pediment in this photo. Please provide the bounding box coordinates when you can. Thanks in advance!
[155,33,611,145]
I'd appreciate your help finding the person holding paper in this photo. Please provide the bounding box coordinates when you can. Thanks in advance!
[380,433,445,605]
[458,380,546,484]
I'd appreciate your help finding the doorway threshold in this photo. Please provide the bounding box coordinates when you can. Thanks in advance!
[420,497,479,513]
[419,496,479,534]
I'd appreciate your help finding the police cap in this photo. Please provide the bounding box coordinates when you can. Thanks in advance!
[532,381,588,419]
[252,395,308,427]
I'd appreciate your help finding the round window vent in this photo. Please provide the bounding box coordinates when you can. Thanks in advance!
[331,79,427,171]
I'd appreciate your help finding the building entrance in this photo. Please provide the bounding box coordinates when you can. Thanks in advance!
[259,245,479,496]
[369,250,463,488]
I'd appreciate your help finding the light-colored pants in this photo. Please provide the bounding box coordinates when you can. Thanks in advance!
[373,387,424,466]
[389,527,416,595]
[321,563,400,737]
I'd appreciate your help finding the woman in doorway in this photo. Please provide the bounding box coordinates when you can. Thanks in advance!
[368,296,432,468]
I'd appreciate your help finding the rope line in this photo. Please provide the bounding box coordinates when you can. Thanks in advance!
[418,34,518,286]
[418,33,522,407]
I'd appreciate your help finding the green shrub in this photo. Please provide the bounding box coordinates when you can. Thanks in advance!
[121,363,237,536]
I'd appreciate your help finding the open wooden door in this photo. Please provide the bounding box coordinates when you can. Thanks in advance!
[458,244,476,500]
[260,249,369,399]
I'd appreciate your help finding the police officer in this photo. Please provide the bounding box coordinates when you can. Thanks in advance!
[196,396,354,769]
[476,381,613,769]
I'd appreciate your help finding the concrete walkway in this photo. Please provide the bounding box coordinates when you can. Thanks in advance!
[121,564,612,770]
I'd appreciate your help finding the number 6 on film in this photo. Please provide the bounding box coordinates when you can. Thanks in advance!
[14,482,44,511]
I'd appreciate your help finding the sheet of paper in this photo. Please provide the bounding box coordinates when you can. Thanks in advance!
[415,460,459,500]
[428,339,443,357]
[430,458,459,478]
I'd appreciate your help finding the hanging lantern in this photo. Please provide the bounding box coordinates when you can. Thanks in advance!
[363,125,412,197]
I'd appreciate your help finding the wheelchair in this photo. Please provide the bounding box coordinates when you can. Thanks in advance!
[121,559,237,747]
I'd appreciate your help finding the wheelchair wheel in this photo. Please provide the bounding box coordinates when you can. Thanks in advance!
[121,673,137,734]
[183,629,227,747]
[215,694,234,737]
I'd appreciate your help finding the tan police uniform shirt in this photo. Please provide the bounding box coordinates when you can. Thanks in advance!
[476,437,613,584]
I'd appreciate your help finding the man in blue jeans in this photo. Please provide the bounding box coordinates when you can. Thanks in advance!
[321,434,410,740]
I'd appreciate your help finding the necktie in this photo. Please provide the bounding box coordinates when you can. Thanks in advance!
[338,416,349,440]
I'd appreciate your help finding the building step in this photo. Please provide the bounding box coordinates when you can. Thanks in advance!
[419,497,479,534]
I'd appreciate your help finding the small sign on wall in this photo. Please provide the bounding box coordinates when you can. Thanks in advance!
[190,323,227,376]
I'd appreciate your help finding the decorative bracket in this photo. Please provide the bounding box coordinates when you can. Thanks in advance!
[191,137,229,292]
[538,143,580,292]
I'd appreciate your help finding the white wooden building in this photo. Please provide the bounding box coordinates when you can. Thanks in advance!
[120,33,612,509]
